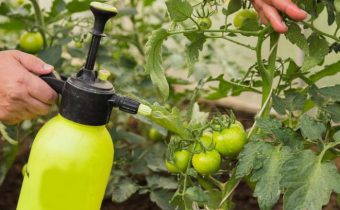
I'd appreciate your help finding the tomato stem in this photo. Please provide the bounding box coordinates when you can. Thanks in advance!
[29,0,47,49]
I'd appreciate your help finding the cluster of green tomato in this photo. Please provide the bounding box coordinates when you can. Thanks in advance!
[165,121,247,175]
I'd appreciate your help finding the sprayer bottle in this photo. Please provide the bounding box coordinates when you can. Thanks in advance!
[16,2,151,210]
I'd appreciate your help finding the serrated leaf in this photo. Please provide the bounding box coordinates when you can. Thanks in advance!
[38,45,62,67]
[300,115,326,140]
[251,146,291,210]
[284,90,306,111]
[309,60,340,82]
[185,186,208,202]
[236,141,274,178]
[144,143,168,172]
[184,32,206,75]
[146,175,178,190]
[111,178,139,203]
[256,118,303,150]
[256,118,281,133]
[318,85,340,102]
[148,103,191,138]
[150,189,174,210]
[285,22,308,52]
[166,0,193,22]
[222,0,242,17]
[334,130,340,142]
[66,0,91,13]
[189,103,209,125]
[50,0,65,17]
[145,28,169,100]
[324,103,340,122]
[281,150,340,210]
[302,33,329,71]
[272,94,286,115]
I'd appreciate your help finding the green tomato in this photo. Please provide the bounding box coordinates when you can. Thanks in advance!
[192,150,221,175]
[148,127,164,141]
[165,150,191,173]
[213,121,247,157]
[19,32,44,54]
[233,9,258,29]
[198,17,212,30]
[192,132,214,152]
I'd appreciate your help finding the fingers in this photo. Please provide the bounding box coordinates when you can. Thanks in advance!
[270,0,307,20]
[24,96,51,116]
[262,4,288,33]
[252,0,306,33]
[8,50,54,75]
[26,72,58,105]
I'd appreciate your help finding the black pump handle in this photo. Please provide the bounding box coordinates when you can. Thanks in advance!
[84,2,118,71]
[39,71,66,94]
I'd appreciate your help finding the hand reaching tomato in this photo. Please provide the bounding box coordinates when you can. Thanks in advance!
[252,0,307,33]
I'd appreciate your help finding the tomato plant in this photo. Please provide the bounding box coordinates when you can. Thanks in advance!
[1,0,340,210]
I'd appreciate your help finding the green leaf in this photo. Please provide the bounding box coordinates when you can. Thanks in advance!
[165,0,193,22]
[146,175,178,190]
[318,85,340,102]
[111,178,139,203]
[300,115,326,140]
[256,118,303,150]
[256,118,282,133]
[284,90,306,111]
[145,28,169,100]
[50,0,66,17]
[272,94,286,115]
[236,141,274,178]
[150,189,174,210]
[222,0,242,17]
[148,103,191,139]
[285,22,308,52]
[301,33,329,71]
[324,0,336,25]
[281,150,340,210]
[309,60,340,82]
[38,45,62,67]
[66,0,91,13]
[184,32,206,75]
[144,0,156,6]
[251,146,291,210]
[185,186,208,202]
[333,130,340,142]
[144,143,168,172]
[0,18,25,31]
[189,103,209,125]
[324,103,340,123]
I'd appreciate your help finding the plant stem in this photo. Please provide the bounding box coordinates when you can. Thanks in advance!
[205,35,256,50]
[302,21,340,42]
[29,0,47,48]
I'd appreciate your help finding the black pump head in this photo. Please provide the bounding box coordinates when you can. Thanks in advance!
[39,2,151,126]
[90,2,118,36]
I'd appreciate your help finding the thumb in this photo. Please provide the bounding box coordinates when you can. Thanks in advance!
[10,50,54,75]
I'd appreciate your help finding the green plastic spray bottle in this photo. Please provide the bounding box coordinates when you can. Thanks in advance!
[16,2,151,210]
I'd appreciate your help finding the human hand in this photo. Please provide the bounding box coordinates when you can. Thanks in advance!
[252,0,308,33]
[0,50,58,124]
